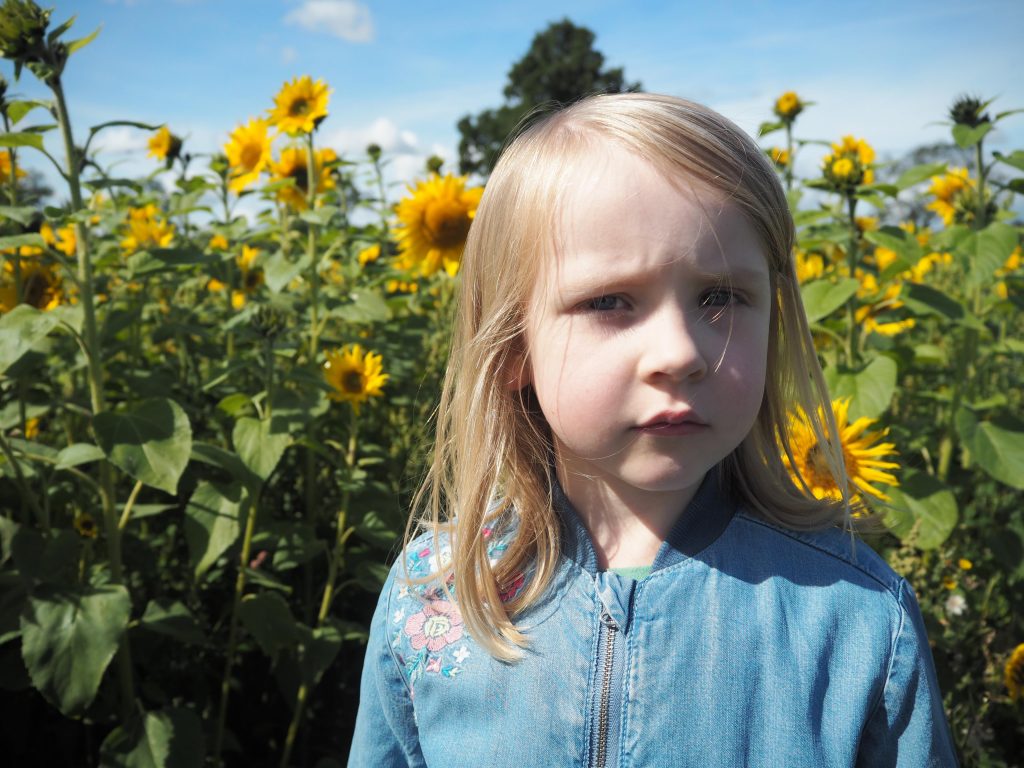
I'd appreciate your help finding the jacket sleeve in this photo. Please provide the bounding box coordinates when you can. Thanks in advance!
[857,580,959,767]
[347,563,425,768]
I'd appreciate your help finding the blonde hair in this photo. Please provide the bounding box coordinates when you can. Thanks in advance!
[409,93,850,661]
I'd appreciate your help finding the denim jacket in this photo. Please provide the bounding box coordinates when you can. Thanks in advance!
[348,472,958,767]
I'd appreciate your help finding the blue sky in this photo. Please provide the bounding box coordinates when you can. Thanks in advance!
[4,0,1024,202]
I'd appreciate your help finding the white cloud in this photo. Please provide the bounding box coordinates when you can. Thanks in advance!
[90,125,152,155]
[284,0,374,43]
[281,46,297,64]
[322,117,420,157]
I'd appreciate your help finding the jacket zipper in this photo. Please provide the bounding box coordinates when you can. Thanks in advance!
[594,611,619,768]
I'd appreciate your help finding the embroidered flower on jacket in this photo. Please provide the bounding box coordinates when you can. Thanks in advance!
[404,600,464,653]
[499,573,526,603]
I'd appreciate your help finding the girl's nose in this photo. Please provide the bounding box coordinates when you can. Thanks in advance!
[639,309,709,383]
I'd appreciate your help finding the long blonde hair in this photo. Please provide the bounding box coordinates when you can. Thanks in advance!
[409,93,850,661]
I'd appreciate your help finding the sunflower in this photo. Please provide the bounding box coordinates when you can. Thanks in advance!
[230,245,264,309]
[0,258,62,313]
[1006,643,1024,701]
[357,243,381,266]
[821,135,875,190]
[121,204,175,254]
[268,76,331,135]
[774,91,804,122]
[224,117,273,193]
[323,344,388,409]
[926,168,972,226]
[74,512,98,539]
[793,249,825,284]
[208,234,229,251]
[394,173,483,277]
[767,146,789,168]
[1,149,26,182]
[40,222,76,257]
[269,146,337,210]
[147,125,182,165]
[783,398,900,506]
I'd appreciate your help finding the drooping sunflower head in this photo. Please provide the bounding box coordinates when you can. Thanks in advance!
[268,75,331,136]
[225,117,273,193]
[148,125,182,166]
[323,344,389,410]
[782,398,899,510]
[394,173,483,277]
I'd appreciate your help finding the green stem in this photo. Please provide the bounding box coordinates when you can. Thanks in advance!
[117,480,143,530]
[280,409,359,768]
[305,133,320,362]
[0,431,48,528]
[784,123,794,193]
[844,194,860,367]
[211,489,260,767]
[51,74,134,721]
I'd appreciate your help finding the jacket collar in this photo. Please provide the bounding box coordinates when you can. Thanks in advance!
[553,466,738,576]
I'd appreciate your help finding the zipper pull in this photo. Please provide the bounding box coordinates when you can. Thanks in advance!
[600,611,618,631]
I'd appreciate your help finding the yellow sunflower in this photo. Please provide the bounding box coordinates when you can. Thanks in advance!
[926,168,972,226]
[231,245,264,309]
[0,258,63,313]
[767,146,790,168]
[821,135,875,189]
[323,344,389,410]
[268,76,331,135]
[794,249,825,284]
[225,117,274,193]
[208,234,229,251]
[774,91,804,121]
[40,222,77,257]
[783,398,900,506]
[121,204,175,254]
[1006,643,1024,701]
[1,149,26,181]
[269,146,337,210]
[357,243,381,266]
[74,512,99,539]
[148,126,182,164]
[394,173,483,277]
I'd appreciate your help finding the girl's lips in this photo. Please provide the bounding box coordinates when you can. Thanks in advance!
[635,411,709,436]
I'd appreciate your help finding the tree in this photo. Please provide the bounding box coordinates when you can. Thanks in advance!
[456,19,640,177]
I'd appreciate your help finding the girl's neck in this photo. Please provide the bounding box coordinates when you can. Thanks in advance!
[556,466,703,570]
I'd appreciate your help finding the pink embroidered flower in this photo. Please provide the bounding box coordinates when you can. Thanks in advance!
[404,600,464,653]
[425,656,442,674]
[499,573,526,603]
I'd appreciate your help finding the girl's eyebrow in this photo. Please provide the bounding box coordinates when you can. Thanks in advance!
[559,262,769,292]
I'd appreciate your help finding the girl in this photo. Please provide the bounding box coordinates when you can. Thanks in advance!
[348,93,957,767]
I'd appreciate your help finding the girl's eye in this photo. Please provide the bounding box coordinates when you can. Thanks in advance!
[583,295,627,312]
[699,288,740,308]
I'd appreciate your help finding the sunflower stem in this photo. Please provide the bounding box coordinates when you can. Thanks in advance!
[51,72,135,724]
[844,193,860,368]
[0,430,47,528]
[281,409,359,768]
[784,122,794,193]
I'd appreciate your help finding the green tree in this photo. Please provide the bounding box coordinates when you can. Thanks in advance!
[457,18,640,177]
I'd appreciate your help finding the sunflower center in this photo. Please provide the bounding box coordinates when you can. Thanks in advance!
[342,371,364,393]
[240,142,263,170]
[244,269,262,291]
[424,199,471,248]
[289,98,310,117]
[23,271,54,309]
[803,444,837,490]
[289,165,309,192]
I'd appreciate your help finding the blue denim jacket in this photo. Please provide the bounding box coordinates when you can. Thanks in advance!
[348,472,958,767]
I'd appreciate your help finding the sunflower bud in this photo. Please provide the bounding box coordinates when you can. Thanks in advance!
[949,95,990,128]
[251,305,285,339]
[425,154,444,175]
[0,0,67,85]
[366,143,382,162]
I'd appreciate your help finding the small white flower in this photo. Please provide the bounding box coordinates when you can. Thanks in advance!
[393,608,405,624]
[944,594,967,617]
[453,645,471,664]
[398,585,410,599]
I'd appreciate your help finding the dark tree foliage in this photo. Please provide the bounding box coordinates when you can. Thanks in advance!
[457,19,641,177]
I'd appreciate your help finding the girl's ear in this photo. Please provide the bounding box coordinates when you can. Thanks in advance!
[503,344,531,391]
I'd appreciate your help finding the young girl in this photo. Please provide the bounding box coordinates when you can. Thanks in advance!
[348,93,957,767]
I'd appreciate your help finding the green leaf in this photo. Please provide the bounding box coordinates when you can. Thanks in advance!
[189,442,261,489]
[963,222,1018,289]
[139,599,205,645]
[238,592,300,658]
[956,409,1024,490]
[99,706,205,768]
[252,522,326,571]
[216,393,253,417]
[66,25,101,55]
[20,584,131,717]
[332,289,391,324]
[5,100,51,126]
[93,398,192,494]
[952,122,993,149]
[823,356,898,420]
[0,233,46,251]
[993,150,1024,173]
[883,471,958,550]
[232,417,292,482]
[0,305,60,376]
[894,162,947,191]
[912,344,947,366]
[127,248,213,278]
[184,481,243,580]
[758,120,783,137]
[55,443,105,470]
[800,278,858,323]
[900,282,970,324]
[263,250,310,293]
[298,622,342,686]
[0,133,44,151]
[0,205,40,225]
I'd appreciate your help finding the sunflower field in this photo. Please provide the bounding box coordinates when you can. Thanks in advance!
[0,4,1022,766]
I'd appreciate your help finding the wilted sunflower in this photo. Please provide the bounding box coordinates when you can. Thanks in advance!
[0,258,62,312]
[394,173,483,277]
[269,146,337,210]
[1005,643,1024,701]
[121,204,175,254]
[147,125,182,165]
[224,117,273,193]
[268,75,331,135]
[323,344,388,409]
[783,398,899,507]
[774,91,804,121]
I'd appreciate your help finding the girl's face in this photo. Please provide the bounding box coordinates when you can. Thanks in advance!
[521,145,772,514]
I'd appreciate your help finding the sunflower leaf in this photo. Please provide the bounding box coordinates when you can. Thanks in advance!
[951,123,993,149]
[963,222,1017,288]
[93,398,192,494]
[5,99,51,126]
[893,162,948,191]
[883,471,958,550]
[0,305,61,376]
[823,356,898,421]
[800,277,858,323]
[0,233,46,250]
[232,417,292,482]
[184,481,244,580]
[0,132,44,151]
[955,409,1024,490]
[98,706,205,768]
[237,592,300,659]
[993,150,1024,173]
